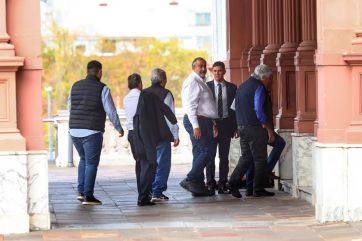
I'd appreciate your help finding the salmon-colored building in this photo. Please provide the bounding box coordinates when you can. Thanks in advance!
[215,0,362,223]
[0,0,362,234]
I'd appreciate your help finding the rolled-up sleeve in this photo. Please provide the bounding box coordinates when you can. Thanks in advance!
[102,86,123,132]
[184,80,201,128]
[254,86,267,125]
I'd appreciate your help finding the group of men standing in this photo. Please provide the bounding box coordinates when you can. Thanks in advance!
[68,58,285,206]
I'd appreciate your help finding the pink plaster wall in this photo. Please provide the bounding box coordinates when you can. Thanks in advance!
[316,0,362,144]
[6,0,44,150]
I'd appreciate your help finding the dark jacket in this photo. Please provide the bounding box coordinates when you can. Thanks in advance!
[235,76,271,127]
[207,80,237,138]
[69,75,106,132]
[132,91,177,163]
[144,83,172,102]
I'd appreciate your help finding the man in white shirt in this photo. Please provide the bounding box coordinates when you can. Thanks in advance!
[180,57,218,196]
[123,73,156,206]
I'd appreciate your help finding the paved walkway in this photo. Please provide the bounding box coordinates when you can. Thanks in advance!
[3,164,362,241]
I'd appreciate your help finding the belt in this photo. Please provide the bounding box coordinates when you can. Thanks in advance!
[238,124,262,128]
[197,115,211,120]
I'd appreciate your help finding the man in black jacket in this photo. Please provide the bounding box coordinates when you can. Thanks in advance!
[130,75,177,206]
[205,61,237,194]
[144,68,179,202]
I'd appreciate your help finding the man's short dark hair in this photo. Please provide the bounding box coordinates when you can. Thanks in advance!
[128,73,142,90]
[212,61,225,70]
[87,60,102,74]
[192,57,207,68]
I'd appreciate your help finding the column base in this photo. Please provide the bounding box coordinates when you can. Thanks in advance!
[294,118,316,134]
[0,132,26,151]
[0,214,29,234]
[0,151,28,234]
[228,138,241,174]
[314,143,362,222]
[0,151,50,234]
[275,130,293,180]
[30,213,51,231]
[275,115,295,130]
[27,151,50,230]
[290,133,315,204]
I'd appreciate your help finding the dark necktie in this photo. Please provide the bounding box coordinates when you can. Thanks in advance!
[218,83,223,118]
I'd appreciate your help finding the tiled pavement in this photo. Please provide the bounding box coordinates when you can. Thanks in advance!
[3,164,362,241]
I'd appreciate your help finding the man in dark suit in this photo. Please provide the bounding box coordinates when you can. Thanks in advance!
[205,61,237,194]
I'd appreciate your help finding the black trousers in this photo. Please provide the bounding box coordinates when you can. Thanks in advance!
[229,125,268,192]
[205,119,232,186]
[128,131,156,201]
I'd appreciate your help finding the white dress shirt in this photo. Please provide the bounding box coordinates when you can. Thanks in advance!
[164,93,179,139]
[181,71,217,128]
[213,80,229,118]
[123,88,141,131]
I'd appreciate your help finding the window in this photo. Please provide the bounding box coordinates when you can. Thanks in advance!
[195,13,211,26]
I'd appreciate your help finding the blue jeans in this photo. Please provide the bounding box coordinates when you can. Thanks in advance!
[183,115,214,184]
[71,132,103,197]
[245,132,286,191]
[152,141,171,197]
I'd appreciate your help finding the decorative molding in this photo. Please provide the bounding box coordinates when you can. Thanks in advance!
[0,56,24,71]
[0,79,9,121]
[351,30,362,45]
[343,53,362,66]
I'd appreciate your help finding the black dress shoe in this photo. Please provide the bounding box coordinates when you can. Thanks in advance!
[230,189,242,198]
[82,196,102,205]
[218,185,231,194]
[253,189,275,197]
[180,178,191,191]
[245,189,253,197]
[137,199,156,206]
[207,183,217,191]
[192,189,215,197]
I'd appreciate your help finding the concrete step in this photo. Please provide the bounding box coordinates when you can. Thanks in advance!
[299,186,313,205]
[280,180,313,205]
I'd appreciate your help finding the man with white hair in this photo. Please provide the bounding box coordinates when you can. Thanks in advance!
[229,64,275,198]
[144,68,180,202]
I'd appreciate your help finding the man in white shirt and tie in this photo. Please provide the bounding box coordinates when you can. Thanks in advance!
[180,57,218,196]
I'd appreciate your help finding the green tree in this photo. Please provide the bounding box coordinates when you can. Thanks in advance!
[42,21,86,111]
[42,24,208,112]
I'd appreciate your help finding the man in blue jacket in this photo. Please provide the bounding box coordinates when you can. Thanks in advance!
[229,64,275,198]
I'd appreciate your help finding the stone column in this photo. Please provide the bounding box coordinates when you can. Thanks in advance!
[0,0,25,151]
[290,0,317,203]
[294,0,317,134]
[224,0,243,85]
[261,0,283,120]
[248,0,267,74]
[5,0,50,232]
[7,0,44,151]
[314,0,362,223]
[240,0,252,82]
[275,0,300,129]
[0,0,28,234]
